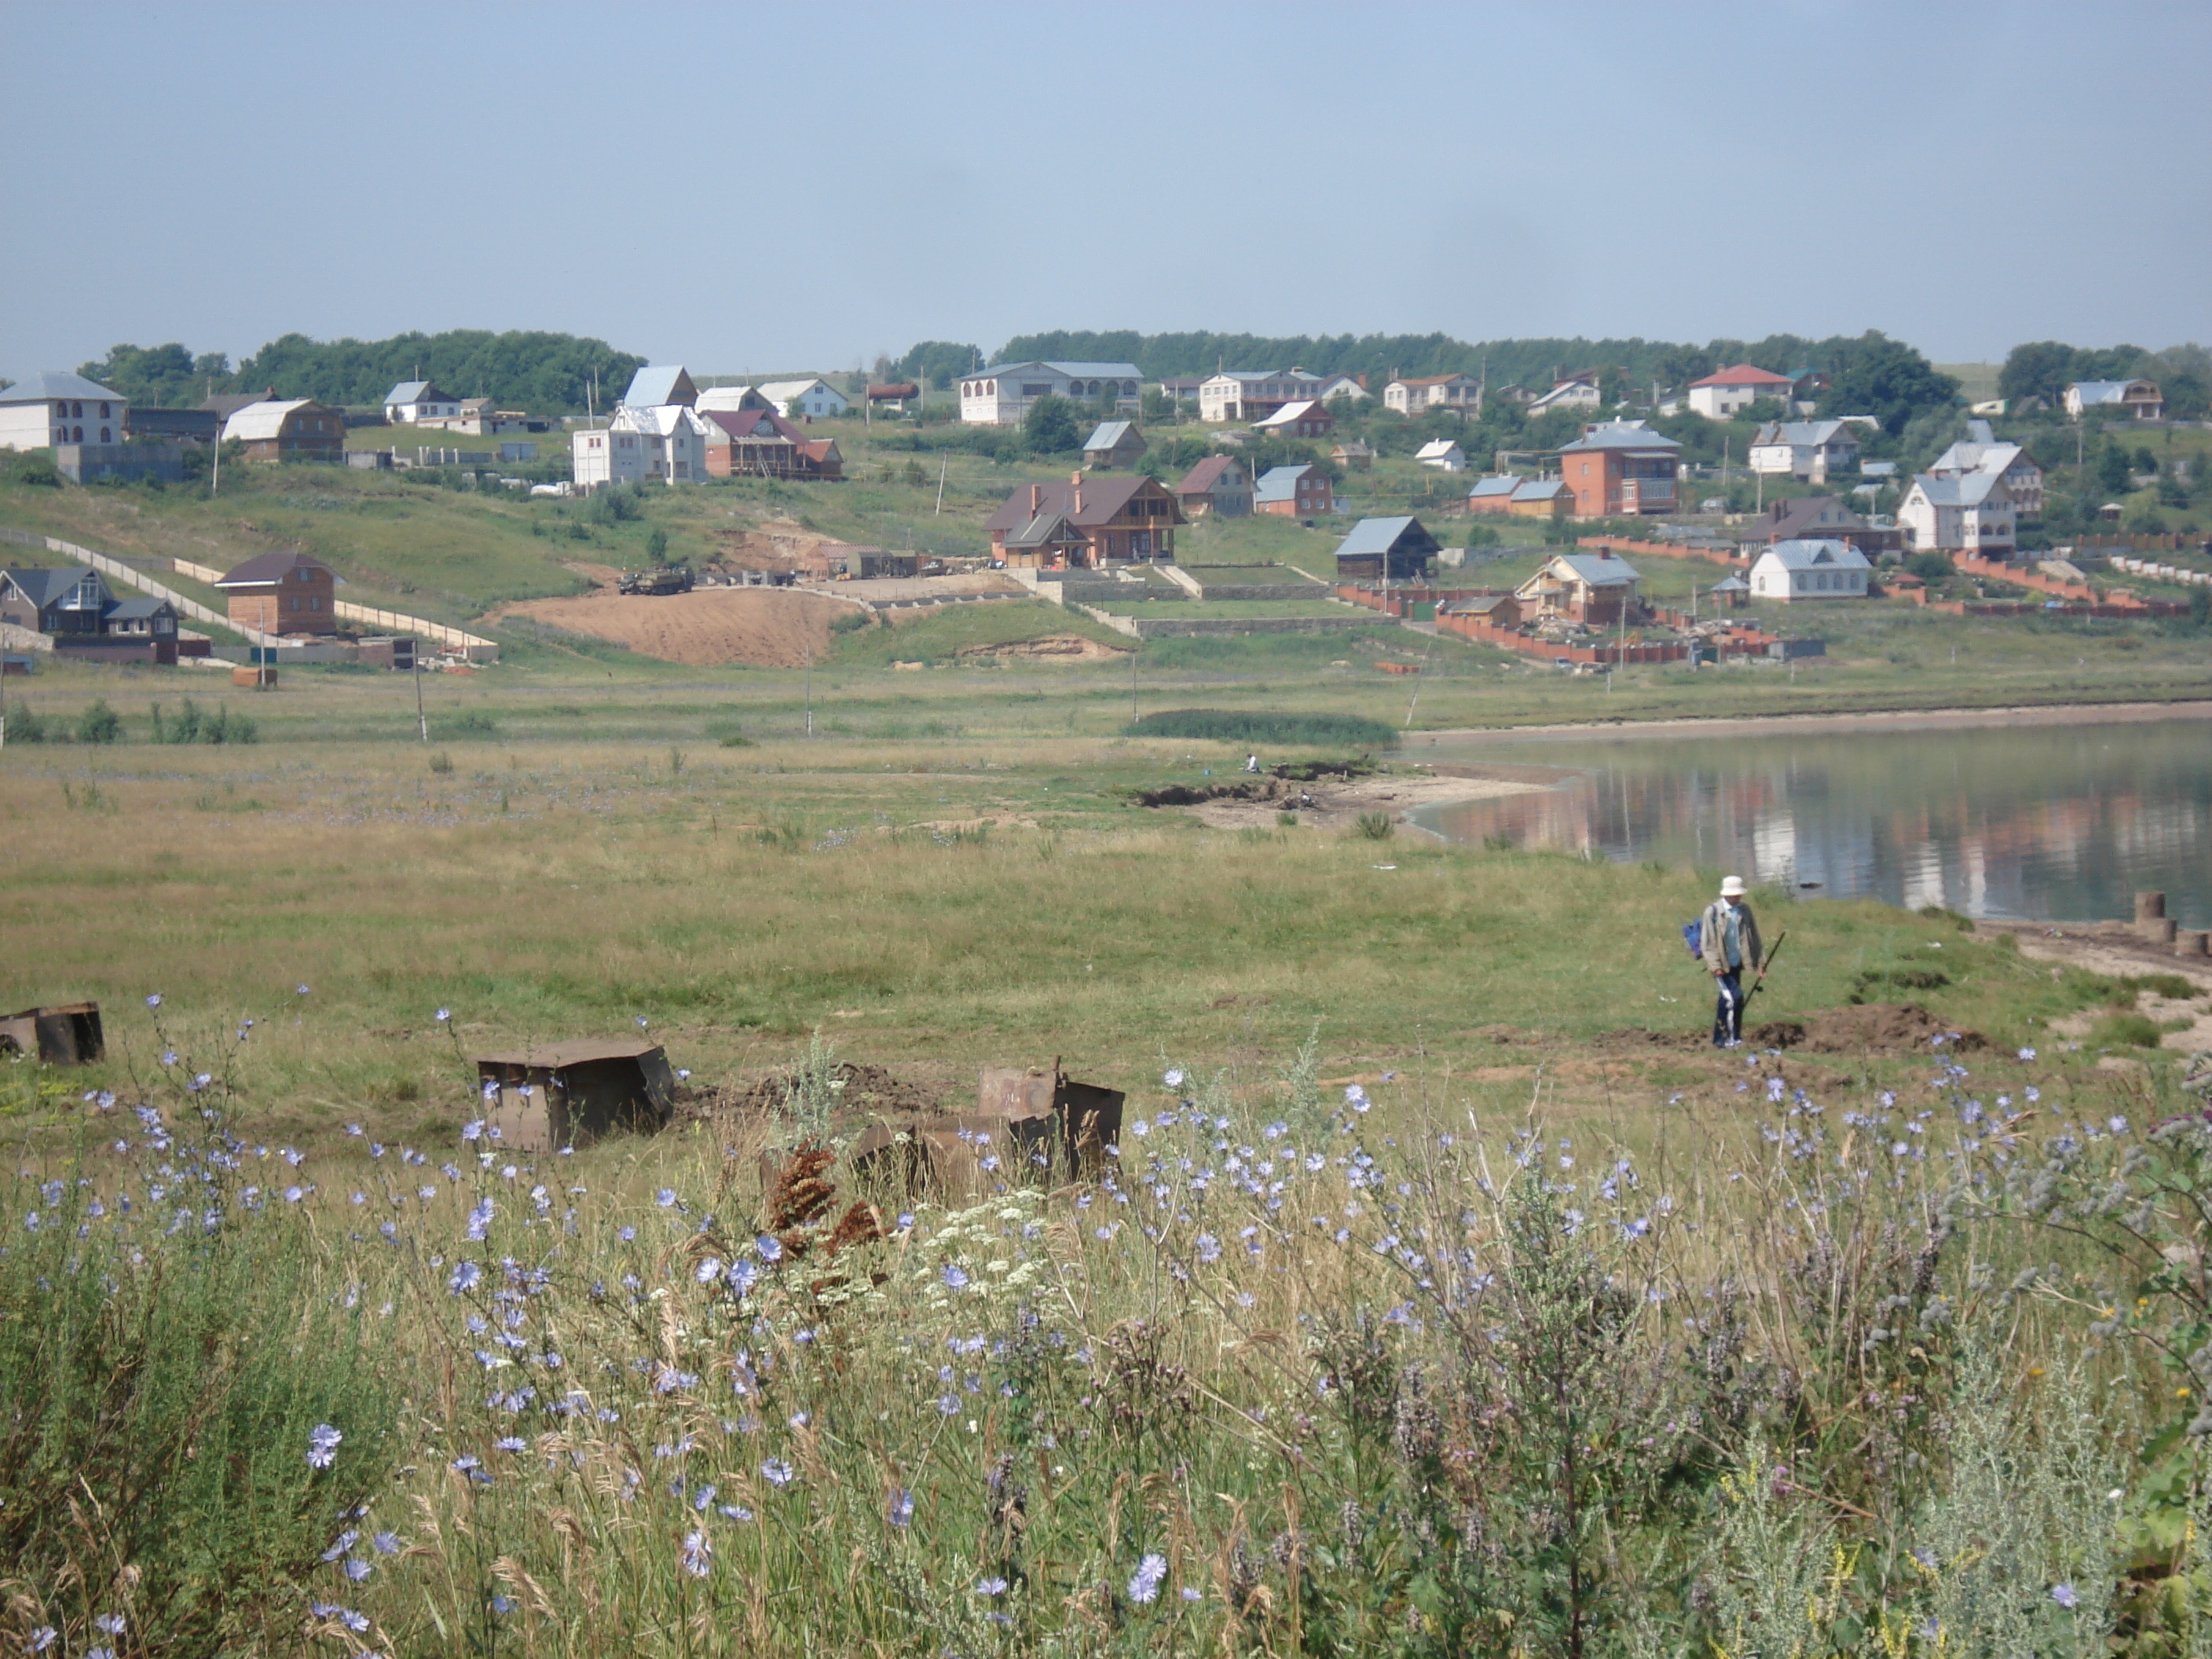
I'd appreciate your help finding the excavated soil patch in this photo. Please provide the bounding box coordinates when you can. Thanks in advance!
[1595,1004,1987,1057]
[952,632,1128,661]
[488,586,855,667]
[677,1061,950,1129]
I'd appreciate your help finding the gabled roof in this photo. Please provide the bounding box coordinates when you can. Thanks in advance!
[1559,421,1682,454]
[1252,401,1325,429]
[1544,552,1639,586]
[1203,368,1324,386]
[1909,471,2007,507]
[222,400,326,442]
[1389,373,1477,389]
[105,595,175,621]
[1751,419,1854,447]
[701,408,802,442]
[1512,479,1569,501]
[621,365,698,408]
[1083,420,1138,451]
[1333,516,1433,557]
[384,380,455,406]
[0,371,125,405]
[982,474,1164,533]
[3,566,105,608]
[1710,574,1750,592]
[2069,379,2140,405]
[216,550,332,587]
[1467,475,1521,500]
[757,378,839,402]
[1764,496,1868,537]
[978,360,1142,382]
[1689,363,1794,389]
[1175,456,1243,495]
[1414,440,1465,461]
[616,404,709,438]
[1254,464,1323,504]
[1756,538,1872,572]
[1002,510,1083,550]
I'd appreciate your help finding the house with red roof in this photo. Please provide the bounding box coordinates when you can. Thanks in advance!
[1686,364,1795,420]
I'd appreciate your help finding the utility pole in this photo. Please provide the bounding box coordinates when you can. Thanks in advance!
[935,452,947,515]
[804,645,814,739]
[1130,632,1139,723]
[414,655,427,740]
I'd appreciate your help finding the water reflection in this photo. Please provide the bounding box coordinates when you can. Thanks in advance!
[1412,718,2212,928]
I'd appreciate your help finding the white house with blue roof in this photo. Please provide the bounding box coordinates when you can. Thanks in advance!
[1748,538,1872,602]
[0,371,128,452]
[959,361,1141,426]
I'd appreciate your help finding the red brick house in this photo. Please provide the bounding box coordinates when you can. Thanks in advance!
[984,474,1184,566]
[700,408,843,480]
[215,550,339,636]
[1254,463,1332,518]
[1557,422,1681,517]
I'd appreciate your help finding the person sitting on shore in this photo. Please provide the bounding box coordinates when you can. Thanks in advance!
[1701,876,1764,1048]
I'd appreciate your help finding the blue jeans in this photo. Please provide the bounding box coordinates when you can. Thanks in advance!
[1712,969,1744,1046]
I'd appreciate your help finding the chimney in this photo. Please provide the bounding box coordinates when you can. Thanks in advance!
[1029,484,1041,516]
[1071,471,1084,514]
[1597,545,1612,559]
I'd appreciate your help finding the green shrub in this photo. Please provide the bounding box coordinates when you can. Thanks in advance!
[75,698,123,744]
[3,704,50,742]
[427,749,454,773]
[1124,708,1397,747]
[1352,811,1394,840]
[4,449,62,487]
[828,610,874,634]
[432,710,499,739]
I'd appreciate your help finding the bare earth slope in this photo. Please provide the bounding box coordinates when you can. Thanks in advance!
[489,587,855,667]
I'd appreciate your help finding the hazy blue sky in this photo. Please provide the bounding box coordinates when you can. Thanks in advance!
[3,0,2207,383]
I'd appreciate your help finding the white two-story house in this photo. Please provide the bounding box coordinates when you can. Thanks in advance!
[0,371,129,451]
[383,381,463,424]
[1747,419,1861,482]
[571,404,714,489]
[1899,471,2016,558]
[1928,419,2044,515]
[1198,368,1328,423]
[959,361,1141,426]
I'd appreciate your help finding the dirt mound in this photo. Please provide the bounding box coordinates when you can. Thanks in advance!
[679,1061,948,1128]
[1595,1004,1987,1057]
[714,522,867,577]
[1753,1003,1987,1056]
[953,632,1126,661]
[489,586,858,667]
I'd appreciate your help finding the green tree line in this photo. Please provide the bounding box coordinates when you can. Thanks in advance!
[1998,340,2209,418]
[78,330,646,415]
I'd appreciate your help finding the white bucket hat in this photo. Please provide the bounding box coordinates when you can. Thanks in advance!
[1719,876,1747,897]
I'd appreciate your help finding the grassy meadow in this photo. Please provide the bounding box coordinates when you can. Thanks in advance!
[5,731,2212,1656]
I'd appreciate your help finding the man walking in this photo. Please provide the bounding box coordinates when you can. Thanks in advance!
[1700,875,1763,1048]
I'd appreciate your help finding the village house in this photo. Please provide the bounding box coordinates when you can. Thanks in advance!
[572,404,715,488]
[1333,516,1441,583]
[1415,439,1467,472]
[1383,373,1481,416]
[1331,439,1375,471]
[1898,471,2016,558]
[698,408,842,481]
[1686,363,1795,419]
[995,507,1089,569]
[1197,369,1328,423]
[1507,478,1572,518]
[1526,374,1602,416]
[1558,420,1681,516]
[983,473,1183,566]
[1438,592,1522,628]
[1747,419,1861,482]
[1315,373,1369,404]
[1155,376,1207,408]
[758,378,850,419]
[1081,420,1146,471]
[1172,456,1253,518]
[1254,463,1333,518]
[960,361,1141,426]
[695,384,771,412]
[222,398,346,462]
[0,372,129,452]
[2064,378,2163,420]
[1465,475,1520,514]
[1747,494,1899,554]
[214,551,339,637]
[1747,537,1873,602]
[1928,419,2044,514]
[383,380,463,423]
[1512,548,1641,624]
[866,382,918,413]
[1250,400,1333,439]
[2,566,180,663]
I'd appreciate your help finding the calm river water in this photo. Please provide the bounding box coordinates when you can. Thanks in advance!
[1404,712,2212,929]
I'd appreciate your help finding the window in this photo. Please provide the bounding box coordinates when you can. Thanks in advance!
[72,402,82,418]
[290,596,302,611]
[72,427,82,442]
[309,596,322,611]
[100,427,110,443]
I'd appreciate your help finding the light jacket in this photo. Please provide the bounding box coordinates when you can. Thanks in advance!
[1700,898,1762,974]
